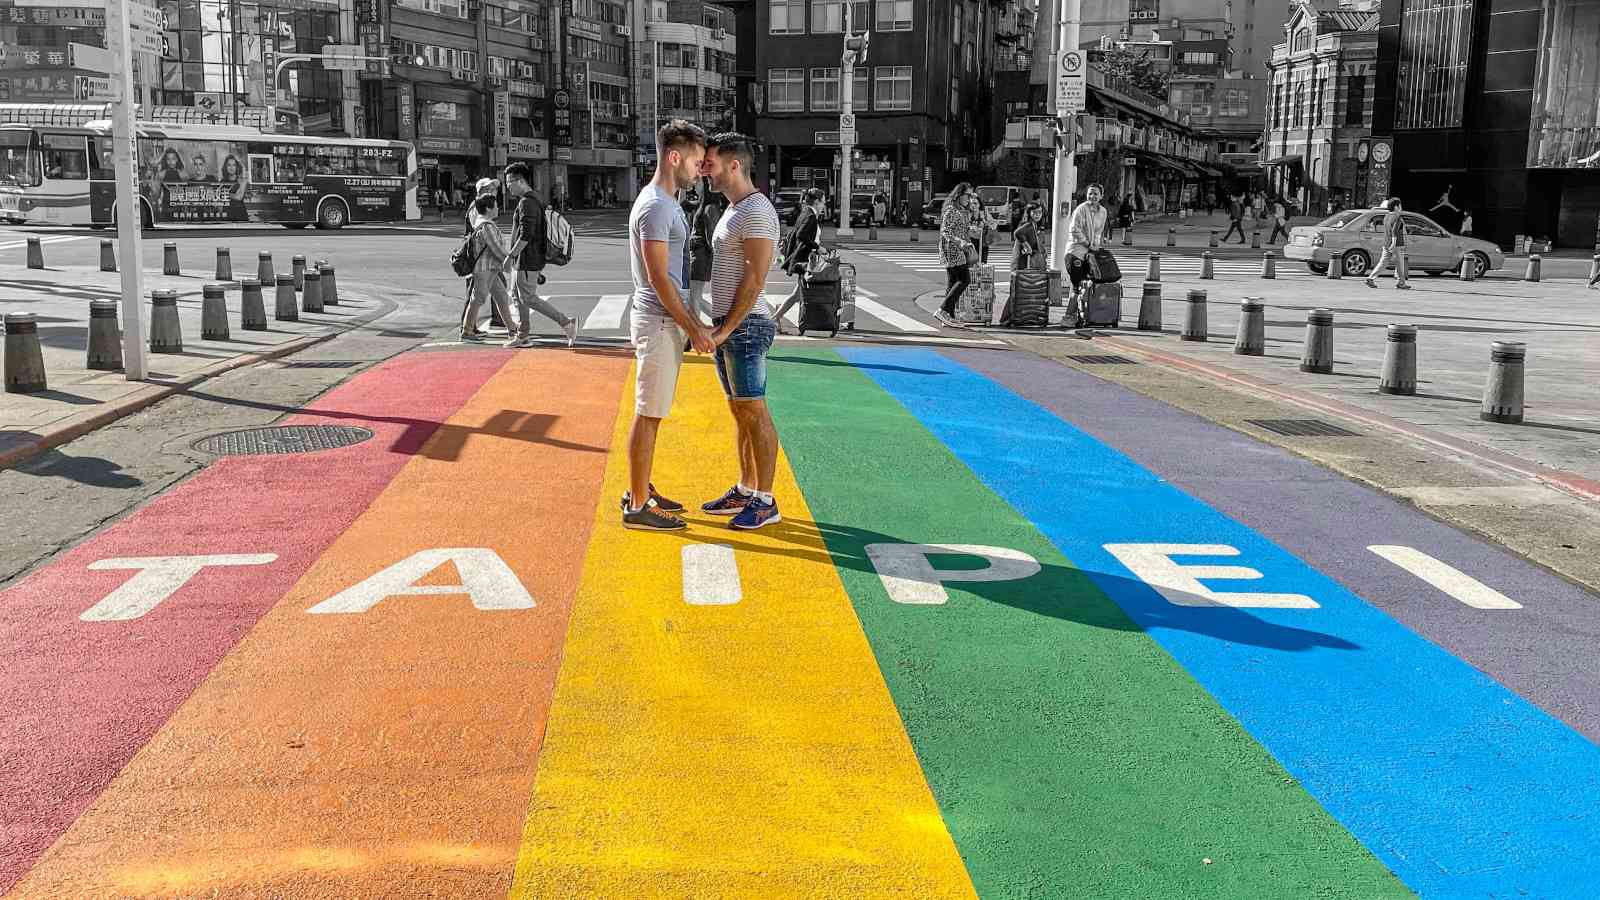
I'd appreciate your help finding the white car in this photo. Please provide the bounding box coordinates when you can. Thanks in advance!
[1283,209,1505,279]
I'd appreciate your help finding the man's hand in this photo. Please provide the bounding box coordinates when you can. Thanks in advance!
[689,325,717,354]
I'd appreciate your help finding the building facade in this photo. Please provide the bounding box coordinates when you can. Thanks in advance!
[1262,1,1377,212]
[633,0,739,184]
[1373,0,1600,248]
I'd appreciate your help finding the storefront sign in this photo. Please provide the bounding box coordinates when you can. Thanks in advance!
[506,137,549,159]
[507,78,544,99]
[555,147,572,161]
[397,89,415,141]
[416,136,482,156]
[359,23,385,77]
[553,89,572,149]
[567,18,604,40]
[493,91,510,142]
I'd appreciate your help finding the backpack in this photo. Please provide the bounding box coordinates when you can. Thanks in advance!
[544,207,573,266]
[450,229,479,277]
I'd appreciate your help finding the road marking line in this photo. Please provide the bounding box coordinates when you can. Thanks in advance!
[855,296,938,332]
[682,544,741,605]
[1367,545,1522,610]
[583,293,630,332]
[1391,485,1568,506]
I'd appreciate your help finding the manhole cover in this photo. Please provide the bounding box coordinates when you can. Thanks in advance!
[1246,418,1361,438]
[193,425,373,456]
[1068,354,1139,365]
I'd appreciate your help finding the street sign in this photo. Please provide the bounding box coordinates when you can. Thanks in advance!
[129,28,164,56]
[131,2,165,34]
[68,42,111,72]
[840,112,855,130]
[321,44,364,71]
[1055,50,1086,114]
[839,129,859,145]
[816,130,841,146]
[74,75,116,102]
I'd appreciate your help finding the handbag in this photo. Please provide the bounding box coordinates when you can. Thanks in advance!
[963,243,980,267]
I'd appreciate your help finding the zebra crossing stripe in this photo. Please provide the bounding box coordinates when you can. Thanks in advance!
[583,294,631,332]
[0,235,85,252]
[854,290,937,333]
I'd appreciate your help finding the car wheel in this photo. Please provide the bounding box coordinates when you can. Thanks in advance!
[1308,262,1328,275]
[1467,251,1490,279]
[316,199,348,230]
[1340,249,1371,278]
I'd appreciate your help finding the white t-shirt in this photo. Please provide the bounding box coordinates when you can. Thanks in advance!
[709,191,781,320]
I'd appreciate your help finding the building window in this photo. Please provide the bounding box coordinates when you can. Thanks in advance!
[1395,0,1473,129]
[853,68,869,107]
[1345,75,1366,125]
[1529,0,1600,167]
[768,67,806,111]
[395,0,469,17]
[812,0,867,32]
[1292,28,1311,53]
[1180,51,1218,66]
[872,65,911,111]
[659,42,697,69]
[811,67,841,110]
[876,0,912,31]
[1292,83,1305,127]
[1222,87,1251,118]
[770,0,805,34]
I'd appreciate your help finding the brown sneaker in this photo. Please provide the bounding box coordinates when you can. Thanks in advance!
[622,498,687,531]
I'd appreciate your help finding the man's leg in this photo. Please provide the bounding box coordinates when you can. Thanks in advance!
[732,401,779,493]
[623,314,687,527]
[628,414,662,510]
[488,274,514,332]
[1366,248,1391,285]
[728,399,758,489]
[1395,249,1409,287]
[517,269,575,329]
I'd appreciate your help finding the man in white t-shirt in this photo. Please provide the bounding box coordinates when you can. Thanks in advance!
[622,120,715,532]
[695,133,784,530]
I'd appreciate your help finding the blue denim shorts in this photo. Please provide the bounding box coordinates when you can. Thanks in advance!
[713,315,777,400]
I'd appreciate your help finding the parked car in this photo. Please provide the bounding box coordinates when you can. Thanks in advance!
[848,193,876,227]
[773,189,805,226]
[920,193,951,229]
[1283,208,1505,279]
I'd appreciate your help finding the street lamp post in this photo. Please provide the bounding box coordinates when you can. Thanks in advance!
[838,6,869,237]
[1048,0,1083,272]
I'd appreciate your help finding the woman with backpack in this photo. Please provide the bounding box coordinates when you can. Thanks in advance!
[773,188,825,334]
[459,193,513,342]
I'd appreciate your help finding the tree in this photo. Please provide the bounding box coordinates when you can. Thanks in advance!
[1099,47,1170,99]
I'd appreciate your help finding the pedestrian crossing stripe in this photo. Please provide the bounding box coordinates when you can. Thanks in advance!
[0,234,87,252]
[853,249,1318,277]
[475,292,948,338]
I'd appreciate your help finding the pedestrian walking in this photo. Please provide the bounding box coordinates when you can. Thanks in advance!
[459,178,514,340]
[696,132,784,530]
[970,193,998,264]
[1065,183,1109,302]
[935,182,978,327]
[1223,192,1247,244]
[772,188,825,333]
[501,162,579,347]
[1269,198,1291,244]
[621,119,715,532]
[1010,202,1043,271]
[872,193,888,228]
[1460,209,1474,236]
[1009,190,1025,234]
[460,194,515,342]
[1364,197,1411,290]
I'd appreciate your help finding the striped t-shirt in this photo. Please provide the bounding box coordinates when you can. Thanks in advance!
[709,191,781,319]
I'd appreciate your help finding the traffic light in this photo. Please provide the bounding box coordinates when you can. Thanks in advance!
[843,31,870,67]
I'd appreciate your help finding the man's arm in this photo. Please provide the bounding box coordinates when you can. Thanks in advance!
[711,235,776,343]
[641,240,713,352]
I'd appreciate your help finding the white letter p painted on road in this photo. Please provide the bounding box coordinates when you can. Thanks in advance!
[864,544,1041,605]
[307,548,534,614]
[81,554,279,622]
[1103,543,1319,609]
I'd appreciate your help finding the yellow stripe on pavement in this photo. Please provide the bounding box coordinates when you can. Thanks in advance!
[510,357,976,897]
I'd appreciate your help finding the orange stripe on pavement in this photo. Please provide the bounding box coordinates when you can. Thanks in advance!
[9,349,631,898]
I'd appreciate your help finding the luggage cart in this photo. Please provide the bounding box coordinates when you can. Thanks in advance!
[838,261,857,331]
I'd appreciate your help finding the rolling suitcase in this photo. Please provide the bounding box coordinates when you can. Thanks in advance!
[1077,281,1123,328]
[1007,270,1050,328]
[838,262,858,331]
[798,269,842,336]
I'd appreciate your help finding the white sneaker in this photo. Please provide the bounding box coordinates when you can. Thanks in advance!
[502,335,524,348]
[563,318,579,348]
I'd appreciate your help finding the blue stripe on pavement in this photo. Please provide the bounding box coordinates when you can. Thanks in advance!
[839,345,1600,897]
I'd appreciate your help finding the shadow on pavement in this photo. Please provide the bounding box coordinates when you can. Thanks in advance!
[769,354,946,375]
[9,444,142,488]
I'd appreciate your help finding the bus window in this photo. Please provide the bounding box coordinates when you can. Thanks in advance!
[42,134,88,180]
[0,130,38,186]
[87,138,115,180]
[272,144,307,183]
[249,155,273,185]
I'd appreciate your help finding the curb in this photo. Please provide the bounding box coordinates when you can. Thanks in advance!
[0,285,398,471]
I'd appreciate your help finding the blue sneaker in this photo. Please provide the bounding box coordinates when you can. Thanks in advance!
[729,497,781,530]
[701,485,751,516]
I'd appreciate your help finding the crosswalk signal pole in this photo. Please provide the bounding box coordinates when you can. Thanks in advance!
[838,7,869,238]
[1048,0,1083,275]
[107,0,147,380]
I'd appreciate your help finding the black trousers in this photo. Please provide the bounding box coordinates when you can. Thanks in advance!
[1067,254,1091,292]
[941,264,972,315]
[1223,219,1246,243]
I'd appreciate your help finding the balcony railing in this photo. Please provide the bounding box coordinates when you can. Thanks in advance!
[995,52,1032,72]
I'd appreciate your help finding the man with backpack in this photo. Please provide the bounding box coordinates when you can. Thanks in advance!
[500,162,578,348]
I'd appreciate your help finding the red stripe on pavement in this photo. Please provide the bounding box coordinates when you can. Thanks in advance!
[0,350,512,893]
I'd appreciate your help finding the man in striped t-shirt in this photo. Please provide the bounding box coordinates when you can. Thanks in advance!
[696,133,784,531]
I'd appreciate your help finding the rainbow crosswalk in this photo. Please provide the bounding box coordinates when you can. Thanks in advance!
[3,343,1599,897]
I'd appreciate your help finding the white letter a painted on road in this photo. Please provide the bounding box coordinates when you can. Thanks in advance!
[306,548,534,614]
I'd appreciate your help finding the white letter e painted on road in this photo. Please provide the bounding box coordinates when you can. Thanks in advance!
[864,543,1041,605]
[1103,543,1318,609]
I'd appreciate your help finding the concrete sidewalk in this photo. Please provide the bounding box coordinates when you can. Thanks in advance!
[1,252,393,468]
[916,267,1600,488]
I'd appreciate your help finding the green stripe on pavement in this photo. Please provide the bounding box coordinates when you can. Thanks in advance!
[766,348,1408,898]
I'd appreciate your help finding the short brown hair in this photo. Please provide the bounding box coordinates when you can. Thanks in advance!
[707,132,759,173]
[657,119,707,156]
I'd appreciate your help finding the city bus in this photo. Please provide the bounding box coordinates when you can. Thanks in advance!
[0,121,419,229]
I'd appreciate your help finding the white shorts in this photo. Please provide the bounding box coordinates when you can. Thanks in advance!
[630,310,685,418]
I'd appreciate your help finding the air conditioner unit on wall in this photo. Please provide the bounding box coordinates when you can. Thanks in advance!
[615,24,631,37]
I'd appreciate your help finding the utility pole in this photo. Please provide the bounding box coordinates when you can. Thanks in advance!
[106,0,147,381]
[1048,0,1084,273]
[838,5,869,237]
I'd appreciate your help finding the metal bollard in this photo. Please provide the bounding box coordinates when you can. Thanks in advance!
[1209,230,1218,248]
[1524,254,1541,283]
[292,254,307,291]
[1327,254,1343,279]
[908,227,919,242]
[162,241,180,276]
[149,289,183,353]
[257,250,274,285]
[201,283,230,341]
[302,269,324,313]
[1378,324,1418,396]
[1459,255,1476,281]
[1251,230,1262,249]
[1481,341,1526,424]
[240,277,267,330]
[1235,297,1265,356]
[3,313,48,393]
[1200,251,1214,280]
[1146,252,1161,282]
[318,262,339,306]
[1299,308,1335,374]
[1261,252,1276,279]
[215,247,232,281]
[868,224,878,240]
[87,299,123,371]
[1182,289,1208,342]
[1137,281,1162,331]
[1122,226,1133,246]
[274,273,299,322]
[26,236,44,269]
[1166,227,1176,247]
[100,239,117,272]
